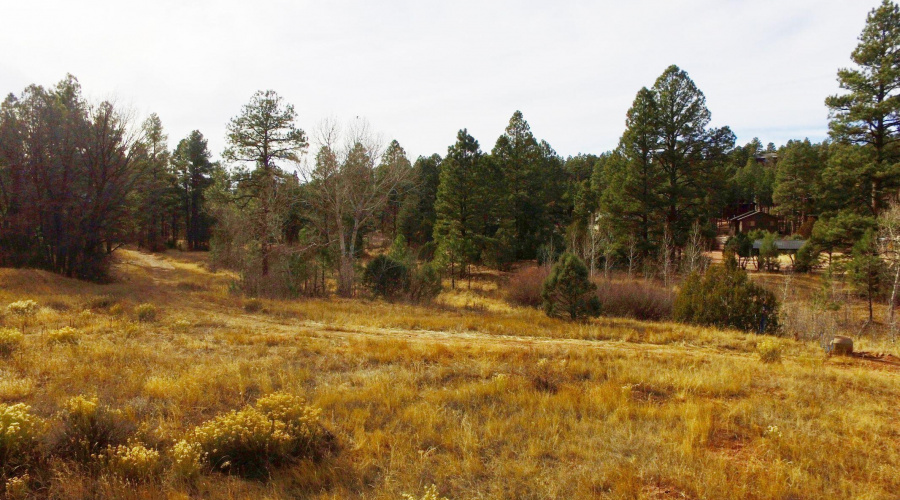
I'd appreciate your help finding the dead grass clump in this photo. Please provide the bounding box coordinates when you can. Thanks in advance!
[52,396,133,464]
[505,266,549,308]
[757,338,783,363]
[595,280,674,321]
[134,304,157,323]
[185,392,333,478]
[85,295,118,311]
[243,298,263,313]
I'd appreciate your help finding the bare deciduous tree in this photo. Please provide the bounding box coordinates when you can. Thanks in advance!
[304,118,411,296]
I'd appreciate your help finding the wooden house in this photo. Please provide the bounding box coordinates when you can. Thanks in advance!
[729,210,780,235]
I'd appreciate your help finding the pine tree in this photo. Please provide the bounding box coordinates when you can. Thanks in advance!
[601,87,665,256]
[826,0,900,214]
[492,111,547,259]
[172,131,215,250]
[653,65,735,247]
[433,130,492,287]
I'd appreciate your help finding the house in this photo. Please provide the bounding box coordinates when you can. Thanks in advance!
[728,210,780,235]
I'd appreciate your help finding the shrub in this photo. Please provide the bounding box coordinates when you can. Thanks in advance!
[363,255,410,299]
[793,242,820,273]
[47,326,80,345]
[0,403,46,476]
[674,256,779,334]
[54,396,132,463]
[408,263,442,303]
[170,440,204,479]
[105,443,162,481]
[757,338,783,363]
[6,300,38,333]
[506,266,549,308]
[0,328,24,357]
[4,474,29,499]
[185,392,330,478]
[243,298,263,313]
[134,303,157,322]
[595,281,675,321]
[541,253,601,321]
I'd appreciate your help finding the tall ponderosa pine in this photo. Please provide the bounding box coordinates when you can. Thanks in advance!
[492,111,550,259]
[133,114,176,252]
[601,87,665,256]
[433,129,493,287]
[173,130,215,250]
[653,65,735,247]
[826,0,900,214]
[223,90,308,276]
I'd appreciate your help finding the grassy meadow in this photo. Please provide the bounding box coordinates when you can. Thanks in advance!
[0,249,899,499]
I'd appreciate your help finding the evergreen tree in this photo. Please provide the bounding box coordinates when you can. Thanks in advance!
[773,139,827,231]
[653,65,735,246]
[223,90,308,275]
[132,114,176,251]
[398,154,442,246]
[492,111,549,259]
[847,229,887,321]
[377,140,413,240]
[826,0,900,214]
[433,130,493,286]
[601,87,665,256]
[173,130,215,250]
[541,253,600,321]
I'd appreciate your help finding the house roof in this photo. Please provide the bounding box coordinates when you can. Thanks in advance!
[752,239,806,251]
[729,210,778,222]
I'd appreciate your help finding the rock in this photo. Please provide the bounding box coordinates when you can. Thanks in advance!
[831,336,853,355]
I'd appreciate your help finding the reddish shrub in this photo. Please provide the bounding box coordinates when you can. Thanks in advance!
[505,266,549,308]
[595,280,674,321]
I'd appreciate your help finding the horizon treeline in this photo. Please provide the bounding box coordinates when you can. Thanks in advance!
[1,0,899,296]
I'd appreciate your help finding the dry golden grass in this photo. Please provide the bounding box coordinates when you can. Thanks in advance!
[0,249,898,499]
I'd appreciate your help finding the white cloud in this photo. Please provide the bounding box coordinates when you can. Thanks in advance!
[0,0,877,160]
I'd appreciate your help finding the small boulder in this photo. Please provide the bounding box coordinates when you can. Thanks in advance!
[831,336,853,356]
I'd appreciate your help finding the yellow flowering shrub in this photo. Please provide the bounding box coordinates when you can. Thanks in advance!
[55,396,130,463]
[6,300,38,318]
[47,326,80,345]
[0,328,24,356]
[170,439,204,479]
[105,442,162,481]
[135,303,157,322]
[185,392,328,477]
[0,403,46,475]
[4,474,30,499]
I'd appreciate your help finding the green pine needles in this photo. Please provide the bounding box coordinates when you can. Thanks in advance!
[541,253,601,321]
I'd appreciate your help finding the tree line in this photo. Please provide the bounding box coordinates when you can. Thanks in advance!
[1,1,899,305]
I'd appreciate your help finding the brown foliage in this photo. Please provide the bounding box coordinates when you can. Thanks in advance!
[505,266,549,308]
[595,280,675,321]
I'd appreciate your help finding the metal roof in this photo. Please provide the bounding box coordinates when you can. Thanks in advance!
[752,239,806,251]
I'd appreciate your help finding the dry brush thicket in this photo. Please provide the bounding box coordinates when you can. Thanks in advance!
[0,250,898,499]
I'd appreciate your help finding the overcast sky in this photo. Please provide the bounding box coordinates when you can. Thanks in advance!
[0,0,879,162]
